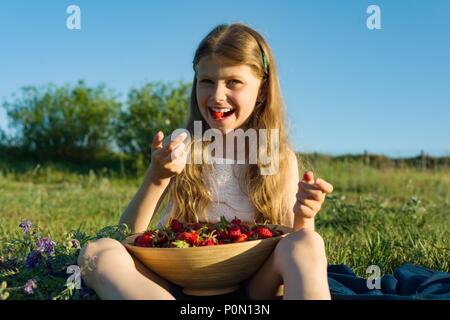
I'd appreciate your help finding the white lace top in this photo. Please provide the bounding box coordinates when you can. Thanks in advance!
[157,157,256,227]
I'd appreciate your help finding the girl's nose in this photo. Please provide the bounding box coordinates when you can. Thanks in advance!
[211,83,227,104]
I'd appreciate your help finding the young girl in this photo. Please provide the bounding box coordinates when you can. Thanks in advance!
[77,23,334,300]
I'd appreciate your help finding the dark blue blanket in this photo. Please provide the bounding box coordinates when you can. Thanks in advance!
[328,263,450,300]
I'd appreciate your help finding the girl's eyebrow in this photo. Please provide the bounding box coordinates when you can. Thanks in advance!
[198,74,244,80]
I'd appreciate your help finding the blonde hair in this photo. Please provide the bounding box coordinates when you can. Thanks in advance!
[166,23,294,226]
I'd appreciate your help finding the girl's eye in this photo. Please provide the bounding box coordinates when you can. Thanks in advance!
[228,80,242,86]
[198,79,242,87]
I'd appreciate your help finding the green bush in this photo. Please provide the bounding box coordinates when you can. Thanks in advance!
[4,80,120,162]
[115,81,190,162]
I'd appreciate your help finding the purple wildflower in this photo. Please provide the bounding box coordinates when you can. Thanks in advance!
[36,237,56,255]
[26,250,43,269]
[23,279,37,295]
[19,220,32,233]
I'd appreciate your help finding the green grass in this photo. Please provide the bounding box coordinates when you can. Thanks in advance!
[1,158,449,280]
[303,157,450,276]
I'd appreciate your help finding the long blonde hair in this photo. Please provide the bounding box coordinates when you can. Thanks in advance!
[167,23,294,226]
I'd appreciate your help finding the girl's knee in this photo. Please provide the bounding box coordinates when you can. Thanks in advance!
[77,238,126,280]
[281,228,324,248]
[78,238,119,263]
[90,237,124,252]
[275,229,326,262]
[295,228,325,250]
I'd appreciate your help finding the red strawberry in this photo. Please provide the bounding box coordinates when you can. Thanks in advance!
[256,226,273,239]
[155,232,169,246]
[239,223,250,233]
[134,235,143,246]
[191,223,202,231]
[175,231,189,241]
[134,232,153,247]
[212,111,224,120]
[245,230,256,239]
[231,217,242,225]
[199,238,215,246]
[190,232,199,245]
[233,233,248,243]
[227,225,241,240]
[142,233,152,241]
[303,171,314,183]
[216,230,229,240]
[176,231,199,246]
[170,219,184,232]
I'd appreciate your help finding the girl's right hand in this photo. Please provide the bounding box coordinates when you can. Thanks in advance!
[148,131,188,182]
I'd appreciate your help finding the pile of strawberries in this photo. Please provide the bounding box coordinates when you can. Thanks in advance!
[133,216,284,248]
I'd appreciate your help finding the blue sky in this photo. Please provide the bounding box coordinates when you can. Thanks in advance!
[1,0,449,157]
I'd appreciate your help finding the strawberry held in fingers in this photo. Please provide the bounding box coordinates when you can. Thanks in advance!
[303,171,314,183]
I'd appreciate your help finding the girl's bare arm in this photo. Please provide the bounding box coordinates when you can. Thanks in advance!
[119,131,188,233]
[119,168,171,233]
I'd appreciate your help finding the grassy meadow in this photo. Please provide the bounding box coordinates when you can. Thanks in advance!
[0,155,449,299]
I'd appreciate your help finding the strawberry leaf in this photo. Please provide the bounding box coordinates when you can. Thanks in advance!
[171,240,190,248]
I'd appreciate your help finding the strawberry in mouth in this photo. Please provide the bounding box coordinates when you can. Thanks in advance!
[208,107,235,121]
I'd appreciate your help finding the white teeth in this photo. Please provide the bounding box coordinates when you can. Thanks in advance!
[210,107,233,113]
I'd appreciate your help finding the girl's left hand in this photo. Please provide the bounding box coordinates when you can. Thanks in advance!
[293,171,334,219]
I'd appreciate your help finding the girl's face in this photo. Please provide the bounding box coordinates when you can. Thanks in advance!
[196,56,262,133]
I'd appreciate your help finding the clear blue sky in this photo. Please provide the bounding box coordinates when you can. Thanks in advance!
[1,0,449,157]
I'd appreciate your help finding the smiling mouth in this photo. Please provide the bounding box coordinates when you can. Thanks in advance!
[208,107,236,121]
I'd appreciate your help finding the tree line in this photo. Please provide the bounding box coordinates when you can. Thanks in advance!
[1,80,448,173]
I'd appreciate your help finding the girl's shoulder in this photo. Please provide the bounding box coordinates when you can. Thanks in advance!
[285,148,299,178]
[279,147,297,167]
[288,149,299,165]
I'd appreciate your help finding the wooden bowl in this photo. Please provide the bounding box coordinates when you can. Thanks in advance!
[122,225,293,296]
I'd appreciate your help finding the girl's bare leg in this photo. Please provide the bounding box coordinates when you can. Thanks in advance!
[246,228,331,300]
[77,238,175,300]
